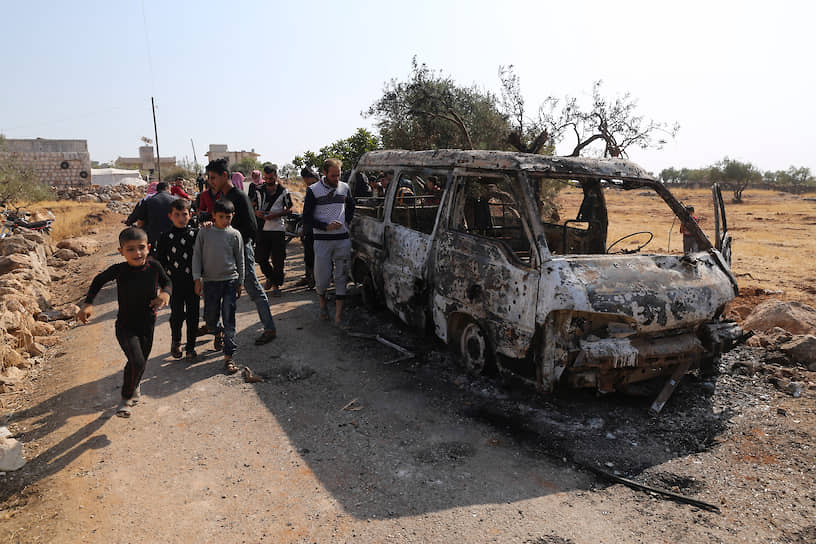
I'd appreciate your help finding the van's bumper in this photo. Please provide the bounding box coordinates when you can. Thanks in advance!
[561,320,747,392]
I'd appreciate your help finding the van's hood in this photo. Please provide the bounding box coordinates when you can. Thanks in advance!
[544,253,738,332]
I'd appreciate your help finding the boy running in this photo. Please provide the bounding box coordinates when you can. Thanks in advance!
[76,227,171,418]
[192,199,244,374]
[156,199,199,361]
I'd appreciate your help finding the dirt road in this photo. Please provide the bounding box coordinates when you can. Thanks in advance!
[1,224,814,543]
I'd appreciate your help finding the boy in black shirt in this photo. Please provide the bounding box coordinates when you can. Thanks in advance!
[156,199,199,361]
[76,227,171,418]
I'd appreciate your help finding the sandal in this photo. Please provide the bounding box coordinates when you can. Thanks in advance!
[116,399,134,418]
[319,308,330,321]
[224,360,239,374]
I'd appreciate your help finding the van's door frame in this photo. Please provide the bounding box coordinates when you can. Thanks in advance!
[380,167,451,328]
[430,169,541,366]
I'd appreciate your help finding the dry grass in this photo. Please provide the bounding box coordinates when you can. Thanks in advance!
[28,200,107,242]
[553,186,816,308]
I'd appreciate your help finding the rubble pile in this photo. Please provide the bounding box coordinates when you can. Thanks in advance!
[56,183,146,203]
[56,178,201,215]
[0,232,82,391]
[733,299,816,396]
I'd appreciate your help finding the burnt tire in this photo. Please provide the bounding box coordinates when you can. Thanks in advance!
[456,320,493,376]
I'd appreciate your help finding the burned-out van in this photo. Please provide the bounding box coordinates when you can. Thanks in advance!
[347,150,743,411]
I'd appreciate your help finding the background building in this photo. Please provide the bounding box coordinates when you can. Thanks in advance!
[116,145,176,174]
[204,144,259,165]
[0,138,92,189]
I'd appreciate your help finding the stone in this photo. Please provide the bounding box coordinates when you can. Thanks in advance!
[35,335,61,347]
[50,269,68,281]
[51,320,69,331]
[0,366,26,386]
[56,237,101,256]
[779,335,816,365]
[17,230,46,245]
[0,436,26,471]
[40,303,79,322]
[3,348,24,369]
[27,342,46,357]
[742,300,816,335]
[52,248,79,261]
[0,254,31,275]
[0,235,38,256]
[31,321,56,336]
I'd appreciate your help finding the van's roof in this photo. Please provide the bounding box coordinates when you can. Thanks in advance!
[357,149,656,182]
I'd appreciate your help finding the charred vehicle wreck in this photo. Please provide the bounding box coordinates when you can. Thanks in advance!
[347,150,744,412]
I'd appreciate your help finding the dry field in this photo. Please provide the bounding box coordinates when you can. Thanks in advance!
[556,186,816,311]
[28,200,108,242]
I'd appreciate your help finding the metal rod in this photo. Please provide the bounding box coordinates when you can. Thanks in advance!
[151,96,161,182]
[587,465,721,513]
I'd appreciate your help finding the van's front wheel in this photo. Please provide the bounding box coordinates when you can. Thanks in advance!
[457,321,492,376]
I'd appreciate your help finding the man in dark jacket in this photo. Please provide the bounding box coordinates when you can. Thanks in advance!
[132,181,176,253]
[205,158,277,345]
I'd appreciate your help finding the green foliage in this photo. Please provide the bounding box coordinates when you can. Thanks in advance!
[366,58,511,151]
[278,163,298,179]
[764,166,815,193]
[230,157,264,177]
[161,165,196,182]
[708,158,762,202]
[658,158,816,200]
[0,136,54,207]
[293,128,381,172]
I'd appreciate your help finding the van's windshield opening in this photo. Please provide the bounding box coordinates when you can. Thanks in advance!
[531,174,696,256]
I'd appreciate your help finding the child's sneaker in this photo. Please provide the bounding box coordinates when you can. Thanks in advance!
[171,342,183,359]
[213,331,224,351]
[185,349,197,362]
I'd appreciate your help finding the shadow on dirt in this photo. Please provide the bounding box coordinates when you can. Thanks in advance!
[225,245,732,519]
[2,243,733,519]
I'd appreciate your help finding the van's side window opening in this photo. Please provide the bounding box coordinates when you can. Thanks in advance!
[389,170,446,235]
[451,175,533,265]
[351,170,392,221]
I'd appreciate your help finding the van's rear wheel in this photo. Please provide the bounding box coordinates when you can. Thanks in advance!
[457,321,492,376]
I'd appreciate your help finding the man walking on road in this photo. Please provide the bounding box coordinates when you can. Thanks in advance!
[205,158,277,345]
[253,165,292,297]
[131,181,176,254]
[303,158,355,327]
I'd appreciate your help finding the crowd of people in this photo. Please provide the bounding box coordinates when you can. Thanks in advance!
[77,158,355,418]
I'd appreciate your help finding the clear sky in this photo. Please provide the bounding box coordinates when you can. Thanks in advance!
[2,0,813,176]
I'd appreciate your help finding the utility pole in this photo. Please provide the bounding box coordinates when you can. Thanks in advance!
[151,96,161,182]
[190,138,199,172]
